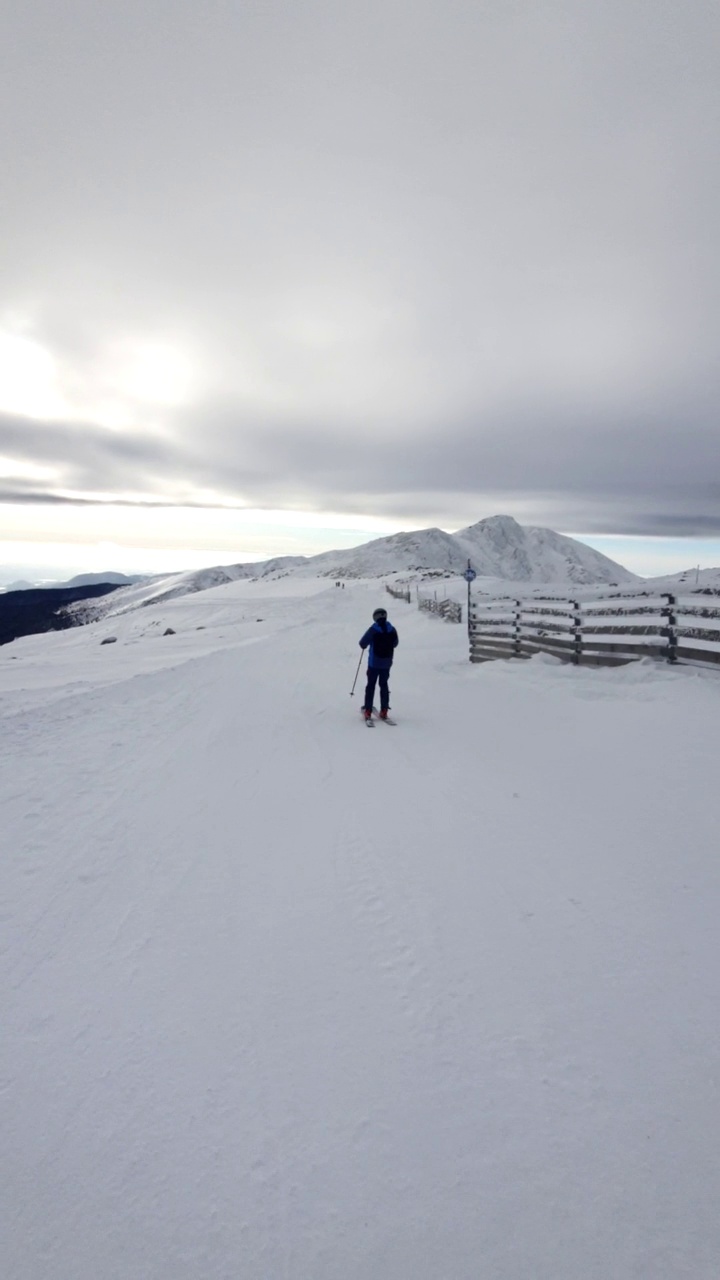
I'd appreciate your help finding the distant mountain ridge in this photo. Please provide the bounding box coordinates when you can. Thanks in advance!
[74,515,638,622]
[265,514,640,585]
[0,571,147,594]
[63,572,147,589]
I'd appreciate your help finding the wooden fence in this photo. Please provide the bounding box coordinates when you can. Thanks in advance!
[385,581,462,621]
[419,594,463,623]
[469,588,720,669]
[385,583,411,604]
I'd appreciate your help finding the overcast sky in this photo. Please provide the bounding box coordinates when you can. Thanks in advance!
[1,0,719,577]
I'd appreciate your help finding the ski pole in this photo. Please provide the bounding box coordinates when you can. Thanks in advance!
[350,652,363,696]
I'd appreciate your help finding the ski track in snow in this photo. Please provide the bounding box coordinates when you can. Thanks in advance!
[2,579,720,1278]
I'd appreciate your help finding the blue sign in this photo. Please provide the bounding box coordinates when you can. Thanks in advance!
[464,567,477,583]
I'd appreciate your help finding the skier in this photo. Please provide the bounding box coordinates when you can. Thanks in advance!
[359,607,399,721]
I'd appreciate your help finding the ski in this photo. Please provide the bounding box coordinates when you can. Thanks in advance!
[373,711,397,725]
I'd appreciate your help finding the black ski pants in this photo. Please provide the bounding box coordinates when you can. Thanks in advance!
[364,665,391,712]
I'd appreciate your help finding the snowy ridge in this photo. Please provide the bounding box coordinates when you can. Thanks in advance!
[644,566,720,592]
[74,515,637,624]
[286,515,637,585]
[67,564,255,620]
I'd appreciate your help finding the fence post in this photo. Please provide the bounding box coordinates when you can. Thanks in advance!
[464,560,476,645]
[662,592,677,663]
[572,600,582,664]
[514,600,522,657]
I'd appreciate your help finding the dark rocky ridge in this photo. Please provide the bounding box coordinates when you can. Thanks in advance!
[0,584,123,647]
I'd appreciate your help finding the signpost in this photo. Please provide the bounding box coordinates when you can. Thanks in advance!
[463,560,476,638]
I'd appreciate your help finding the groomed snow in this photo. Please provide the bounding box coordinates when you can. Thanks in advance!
[3,578,719,1279]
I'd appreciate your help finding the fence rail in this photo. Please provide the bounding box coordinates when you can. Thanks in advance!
[385,583,411,604]
[419,595,463,623]
[384,581,462,621]
[469,589,720,669]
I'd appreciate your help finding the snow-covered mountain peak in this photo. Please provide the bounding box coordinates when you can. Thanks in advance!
[452,516,636,586]
[457,514,522,542]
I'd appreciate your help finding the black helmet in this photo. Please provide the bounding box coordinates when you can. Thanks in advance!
[372,608,388,621]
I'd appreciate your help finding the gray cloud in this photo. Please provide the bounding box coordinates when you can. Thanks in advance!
[1,1,719,539]
[0,413,189,495]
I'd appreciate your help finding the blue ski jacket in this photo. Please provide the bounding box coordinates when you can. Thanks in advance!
[359,619,399,670]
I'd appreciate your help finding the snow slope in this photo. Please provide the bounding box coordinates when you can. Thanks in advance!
[3,578,720,1279]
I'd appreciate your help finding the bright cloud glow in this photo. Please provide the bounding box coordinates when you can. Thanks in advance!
[101,339,196,407]
[0,332,68,419]
[0,325,198,432]
[0,455,57,482]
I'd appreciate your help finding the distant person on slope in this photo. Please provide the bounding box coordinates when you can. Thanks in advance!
[359,608,399,721]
